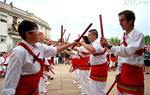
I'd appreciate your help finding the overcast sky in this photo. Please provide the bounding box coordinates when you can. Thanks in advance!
[2,0,149,41]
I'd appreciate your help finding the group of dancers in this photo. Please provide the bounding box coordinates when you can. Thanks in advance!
[2,10,145,95]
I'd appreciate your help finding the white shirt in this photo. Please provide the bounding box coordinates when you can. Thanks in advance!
[0,57,9,65]
[44,58,50,66]
[70,51,79,59]
[90,39,107,65]
[0,57,4,64]
[2,40,57,95]
[109,29,144,74]
[77,46,89,57]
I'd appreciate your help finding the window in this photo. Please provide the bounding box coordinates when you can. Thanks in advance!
[0,36,7,43]
[0,14,7,23]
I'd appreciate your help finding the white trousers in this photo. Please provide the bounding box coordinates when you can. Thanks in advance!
[38,77,45,93]
[90,79,106,95]
[73,69,80,81]
[118,91,134,95]
[79,70,90,95]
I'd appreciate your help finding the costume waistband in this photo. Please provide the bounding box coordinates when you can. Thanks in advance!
[90,61,108,67]
[90,62,108,82]
[117,63,144,95]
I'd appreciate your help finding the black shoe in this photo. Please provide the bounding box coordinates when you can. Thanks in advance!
[50,77,54,80]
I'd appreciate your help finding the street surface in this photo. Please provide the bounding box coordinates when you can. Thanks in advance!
[0,64,149,95]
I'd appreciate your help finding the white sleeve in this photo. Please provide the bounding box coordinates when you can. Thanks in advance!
[110,33,144,57]
[93,41,105,53]
[77,46,83,52]
[2,48,24,95]
[109,61,114,67]
[43,44,57,57]
[115,57,122,75]
[44,58,50,65]
[0,57,3,64]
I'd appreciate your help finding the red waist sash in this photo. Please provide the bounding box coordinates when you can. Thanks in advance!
[90,62,108,82]
[117,63,144,95]
[79,56,90,70]
[71,58,79,69]
[92,48,107,56]
[110,56,118,62]
[15,72,40,95]
[48,59,53,65]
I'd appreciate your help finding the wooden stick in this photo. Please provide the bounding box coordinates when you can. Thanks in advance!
[60,25,63,43]
[62,29,66,43]
[106,80,117,95]
[99,15,104,38]
[71,23,93,49]
[63,29,66,35]
[53,40,60,46]
[54,29,66,46]
[106,74,120,95]
[66,33,71,42]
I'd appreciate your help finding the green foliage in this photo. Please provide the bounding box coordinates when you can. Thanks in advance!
[144,35,150,45]
[110,37,120,45]
[109,35,150,46]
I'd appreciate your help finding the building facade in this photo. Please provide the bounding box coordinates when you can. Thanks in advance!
[0,1,51,52]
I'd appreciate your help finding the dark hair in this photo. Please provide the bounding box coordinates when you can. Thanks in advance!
[118,10,135,26]
[18,20,38,40]
[111,53,115,57]
[89,29,98,38]
[82,36,91,44]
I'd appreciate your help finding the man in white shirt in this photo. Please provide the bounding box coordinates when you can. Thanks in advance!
[81,29,108,95]
[76,36,91,95]
[2,20,76,95]
[101,10,145,95]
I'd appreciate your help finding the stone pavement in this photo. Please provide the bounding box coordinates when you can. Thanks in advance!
[0,64,150,95]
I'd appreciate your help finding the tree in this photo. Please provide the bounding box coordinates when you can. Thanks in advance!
[110,37,120,45]
[144,35,150,45]
[109,35,150,46]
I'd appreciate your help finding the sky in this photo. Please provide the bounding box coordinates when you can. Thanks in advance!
[2,0,149,41]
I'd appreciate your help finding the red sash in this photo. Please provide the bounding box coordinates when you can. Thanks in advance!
[80,52,90,55]
[17,42,45,95]
[90,62,108,82]
[78,56,90,70]
[44,65,50,71]
[92,48,107,56]
[48,59,53,65]
[71,57,79,69]
[120,32,128,47]
[109,55,118,62]
[117,64,144,95]
[15,72,40,95]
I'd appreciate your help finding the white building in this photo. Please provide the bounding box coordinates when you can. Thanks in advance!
[0,1,51,52]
